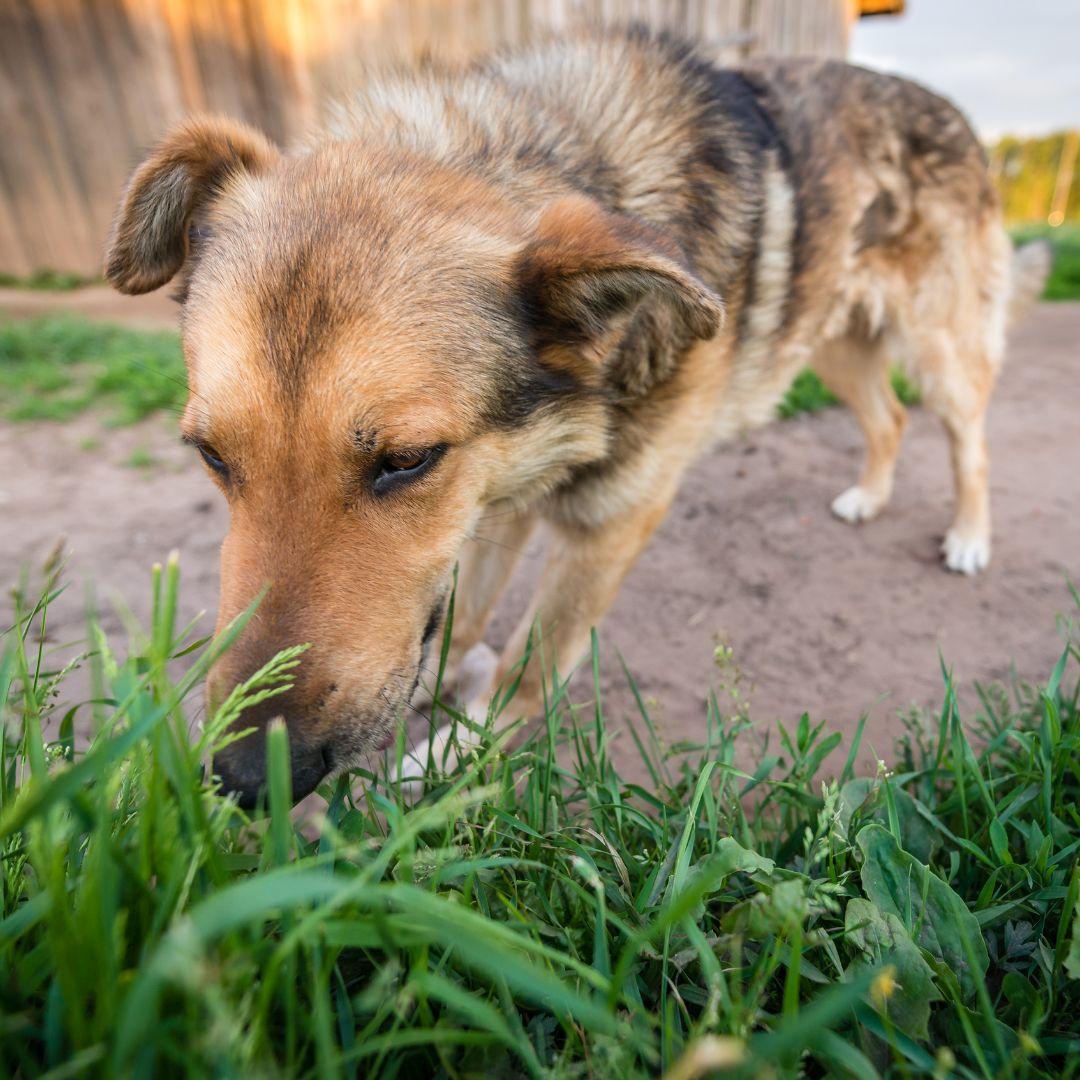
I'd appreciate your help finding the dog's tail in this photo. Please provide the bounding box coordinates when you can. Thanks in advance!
[1008,238,1053,325]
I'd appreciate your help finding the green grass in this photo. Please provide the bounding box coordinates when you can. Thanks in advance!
[1011,224,1080,301]
[0,315,185,425]
[778,367,920,421]
[123,445,159,470]
[2,558,1078,1077]
[0,269,100,292]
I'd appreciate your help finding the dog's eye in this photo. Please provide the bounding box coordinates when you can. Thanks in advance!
[372,446,443,496]
[197,444,229,478]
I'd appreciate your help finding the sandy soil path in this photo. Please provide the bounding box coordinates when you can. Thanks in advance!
[0,286,178,330]
[2,290,1077,775]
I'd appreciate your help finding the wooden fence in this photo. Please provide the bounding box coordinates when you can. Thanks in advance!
[0,0,855,277]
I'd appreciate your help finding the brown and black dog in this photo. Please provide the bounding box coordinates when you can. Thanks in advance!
[105,29,1049,804]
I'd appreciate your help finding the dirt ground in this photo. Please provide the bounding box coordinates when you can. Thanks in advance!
[2,287,1077,777]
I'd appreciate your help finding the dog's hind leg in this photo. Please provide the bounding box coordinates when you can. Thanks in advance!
[908,221,1008,575]
[811,331,907,523]
[913,328,998,574]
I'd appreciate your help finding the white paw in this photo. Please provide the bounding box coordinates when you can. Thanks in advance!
[942,530,990,575]
[831,486,883,523]
[458,642,498,704]
[397,721,458,781]
[396,691,490,784]
[396,746,430,781]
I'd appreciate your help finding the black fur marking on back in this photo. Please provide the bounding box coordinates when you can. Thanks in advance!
[648,35,798,346]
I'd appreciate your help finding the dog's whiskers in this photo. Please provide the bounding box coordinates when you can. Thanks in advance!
[464,531,528,554]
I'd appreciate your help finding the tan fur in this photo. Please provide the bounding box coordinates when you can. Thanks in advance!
[103,30,1049,802]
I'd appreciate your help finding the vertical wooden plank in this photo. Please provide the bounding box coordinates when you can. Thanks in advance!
[29,0,147,266]
[295,0,338,106]
[0,187,32,278]
[190,0,261,126]
[703,0,738,55]
[236,0,284,138]
[0,0,100,273]
[0,5,59,272]
[160,0,206,117]
[79,0,180,255]
[751,0,781,56]
[108,0,187,146]
[244,0,316,142]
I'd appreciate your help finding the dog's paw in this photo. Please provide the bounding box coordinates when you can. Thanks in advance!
[830,486,883,523]
[396,721,458,784]
[942,529,990,575]
[396,743,434,781]
[458,642,498,704]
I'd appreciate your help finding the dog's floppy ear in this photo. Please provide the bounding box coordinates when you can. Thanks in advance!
[104,115,278,295]
[516,195,723,393]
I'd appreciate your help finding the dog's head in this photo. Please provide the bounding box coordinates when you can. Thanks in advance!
[105,115,721,804]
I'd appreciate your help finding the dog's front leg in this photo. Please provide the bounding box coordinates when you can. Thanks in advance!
[447,507,536,677]
[414,507,535,706]
[401,507,533,779]
[484,494,677,719]
[398,494,673,781]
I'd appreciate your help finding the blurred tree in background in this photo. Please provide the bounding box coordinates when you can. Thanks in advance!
[990,130,1079,225]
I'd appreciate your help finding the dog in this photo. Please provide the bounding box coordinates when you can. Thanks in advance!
[104,28,1050,805]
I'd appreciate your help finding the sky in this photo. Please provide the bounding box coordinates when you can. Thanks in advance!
[849,0,1080,140]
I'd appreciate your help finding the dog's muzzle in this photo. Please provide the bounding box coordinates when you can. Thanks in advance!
[212,728,332,809]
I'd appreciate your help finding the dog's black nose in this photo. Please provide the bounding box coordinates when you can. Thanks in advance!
[212,731,330,809]
[212,753,264,810]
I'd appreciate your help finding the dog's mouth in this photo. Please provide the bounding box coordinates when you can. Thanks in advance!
[269,632,442,797]
[421,600,445,651]
[319,742,335,776]
[411,589,448,699]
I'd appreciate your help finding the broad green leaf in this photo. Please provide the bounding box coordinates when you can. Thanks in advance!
[724,877,808,938]
[710,836,776,879]
[839,778,939,864]
[610,840,776,1006]
[857,825,989,999]
[845,897,941,1039]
